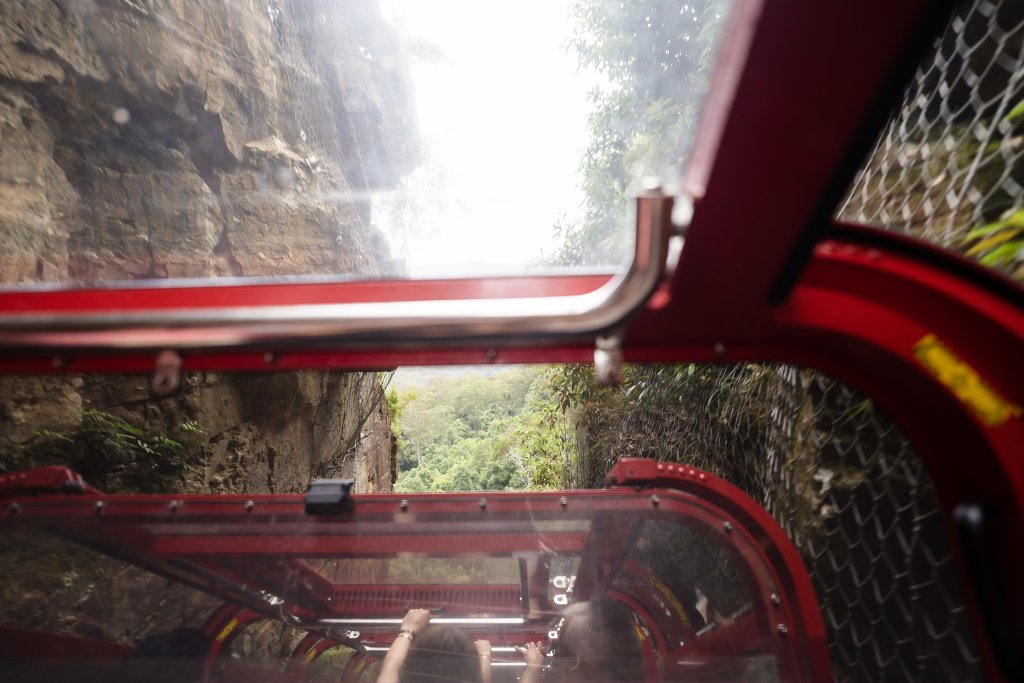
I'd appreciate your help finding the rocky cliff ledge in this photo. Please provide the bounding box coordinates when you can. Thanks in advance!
[0,0,417,493]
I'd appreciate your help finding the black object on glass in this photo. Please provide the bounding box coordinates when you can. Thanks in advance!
[305,479,355,515]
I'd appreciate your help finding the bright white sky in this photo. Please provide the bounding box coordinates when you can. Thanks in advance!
[376,1,600,277]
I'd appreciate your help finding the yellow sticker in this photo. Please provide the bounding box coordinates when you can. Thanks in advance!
[651,576,690,629]
[215,617,239,643]
[305,646,319,664]
[913,334,1022,427]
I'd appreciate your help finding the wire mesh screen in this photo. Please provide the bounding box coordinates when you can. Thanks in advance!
[570,3,1024,679]
[839,0,1024,280]
[570,364,983,683]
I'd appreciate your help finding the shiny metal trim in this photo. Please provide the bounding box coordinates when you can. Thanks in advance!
[0,192,673,350]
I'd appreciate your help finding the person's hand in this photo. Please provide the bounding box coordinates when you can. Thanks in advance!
[474,640,492,658]
[401,608,431,635]
[519,642,544,668]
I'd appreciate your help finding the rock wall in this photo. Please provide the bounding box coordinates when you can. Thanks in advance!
[0,0,417,493]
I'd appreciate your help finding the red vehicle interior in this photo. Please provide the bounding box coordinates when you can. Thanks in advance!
[0,460,830,683]
[0,1,1021,682]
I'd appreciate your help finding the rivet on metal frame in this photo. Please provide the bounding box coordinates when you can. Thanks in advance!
[723,521,734,532]
[650,495,660,506]
[245,500,255,512]
[168,500,179,513]
[770,593,781,605]
[479,498,488,510]
[8,502,19,515]
[400,499,409,511]
[560,496,568,508]
[777,624,788,636]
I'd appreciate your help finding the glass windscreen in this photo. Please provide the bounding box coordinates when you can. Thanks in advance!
[0,362,989,683]
[0,1,730,288]
[0,490,783,683]
[0,365,811,683]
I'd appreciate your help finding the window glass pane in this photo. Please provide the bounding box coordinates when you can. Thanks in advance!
[0,1,730,290]
[0,361,984,682]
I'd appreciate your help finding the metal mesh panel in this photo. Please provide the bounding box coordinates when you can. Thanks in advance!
[565,4,1024,680]
[567,363,983,683]
[839,0,1024,279]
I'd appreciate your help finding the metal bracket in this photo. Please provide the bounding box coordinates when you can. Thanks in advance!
[594,332,624,386]
[151,349,183,396]
[606,458,715,490]
[304,479,355,515]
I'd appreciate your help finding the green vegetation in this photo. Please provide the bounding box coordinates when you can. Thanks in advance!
[392,367,571,492]
[963,207,1024,278]
[553,0,728,266]
[6,409,204,493]
[391,2,733,492]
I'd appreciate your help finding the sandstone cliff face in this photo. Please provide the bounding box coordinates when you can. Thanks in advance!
[0,0,416,493]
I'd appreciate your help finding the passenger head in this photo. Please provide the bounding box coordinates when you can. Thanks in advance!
[401,625,482,683]
[557,599,645,683]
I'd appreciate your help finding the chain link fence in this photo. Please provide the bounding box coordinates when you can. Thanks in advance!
[567,2,1024,680]
[839,0,1024,279]
[570,363,982,683]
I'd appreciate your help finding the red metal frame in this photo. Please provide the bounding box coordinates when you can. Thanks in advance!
[0,465,100,496]
[607,460,830,683]
[1,460,831,681]
[0,274,613,314]
[0,0,1020,680]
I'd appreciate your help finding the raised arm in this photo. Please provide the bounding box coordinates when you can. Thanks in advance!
[377,609,431,683]
[475,639,492,683]
[517,642,544,683]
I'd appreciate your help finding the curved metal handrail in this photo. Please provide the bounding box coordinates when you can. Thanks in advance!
[0,190,674,350]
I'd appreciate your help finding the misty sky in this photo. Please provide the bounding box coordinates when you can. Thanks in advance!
[376,1,600,276]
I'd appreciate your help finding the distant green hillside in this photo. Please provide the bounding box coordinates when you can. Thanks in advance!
[390,366,569,492]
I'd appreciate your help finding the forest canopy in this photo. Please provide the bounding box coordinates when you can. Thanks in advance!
[392,0,730,493]
[390,366,571,492]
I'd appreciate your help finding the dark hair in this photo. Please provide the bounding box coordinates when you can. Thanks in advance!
[400,625,482,683]
[116,627,211,683]
[557,599,645,683]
